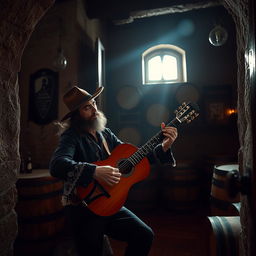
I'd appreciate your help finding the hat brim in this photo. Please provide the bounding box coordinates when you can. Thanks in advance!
[61,86,104,121]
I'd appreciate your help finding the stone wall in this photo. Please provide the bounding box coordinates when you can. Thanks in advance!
[0,0,254,255]
[222,0,255,255]
[0,0,54,255]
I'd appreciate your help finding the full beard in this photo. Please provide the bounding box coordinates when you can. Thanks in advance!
[81,110,107,132]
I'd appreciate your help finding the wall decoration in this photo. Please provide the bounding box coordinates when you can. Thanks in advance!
[203,85,233,126]
[208,25,228,47]
[29,69,58,125]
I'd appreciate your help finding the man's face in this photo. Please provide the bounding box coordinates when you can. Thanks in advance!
[79,99,98,121]
[76,99,107,132]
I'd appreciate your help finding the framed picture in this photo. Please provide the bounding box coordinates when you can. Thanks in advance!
[29,69,58,125]
[203,85,233,126]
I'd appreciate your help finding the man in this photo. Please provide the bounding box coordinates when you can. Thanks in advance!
[50,86,177,256]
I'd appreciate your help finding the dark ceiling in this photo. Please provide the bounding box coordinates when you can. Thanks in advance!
[83,0,221,24]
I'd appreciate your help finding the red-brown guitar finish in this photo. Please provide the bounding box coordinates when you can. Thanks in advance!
[77,102,199,216]
[77,143,150,216]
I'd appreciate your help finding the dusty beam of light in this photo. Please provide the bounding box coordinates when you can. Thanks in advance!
[109,19,195,70]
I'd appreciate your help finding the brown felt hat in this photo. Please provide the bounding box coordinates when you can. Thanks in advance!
[61,86,104,121]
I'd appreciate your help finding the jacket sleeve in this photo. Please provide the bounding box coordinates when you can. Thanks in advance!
[147,144,176,167]
[49,132,96,187]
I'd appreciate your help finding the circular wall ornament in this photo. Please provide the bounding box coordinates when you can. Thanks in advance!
[209,25,228,47]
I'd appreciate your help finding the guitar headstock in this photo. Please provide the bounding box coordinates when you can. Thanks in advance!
[174,102,199,124]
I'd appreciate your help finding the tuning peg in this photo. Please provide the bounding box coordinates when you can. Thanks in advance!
[182,102,187,106]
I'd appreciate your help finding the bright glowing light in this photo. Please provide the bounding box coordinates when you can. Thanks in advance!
[148,55,178,81]
[225,108,237,116]
[148,56,162,80]
[163,55,178,80]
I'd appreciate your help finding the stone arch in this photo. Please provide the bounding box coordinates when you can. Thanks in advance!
[0,1,55,255]
[0,0,254,255]
[221,0,254,255]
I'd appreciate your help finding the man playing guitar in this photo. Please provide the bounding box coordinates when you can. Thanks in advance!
[50,86,177,256]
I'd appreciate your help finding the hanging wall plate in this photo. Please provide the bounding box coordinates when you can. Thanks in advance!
[209,25,228,47]
[29,69,58,125]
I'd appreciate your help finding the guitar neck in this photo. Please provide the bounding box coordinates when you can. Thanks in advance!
[127,117,181,166]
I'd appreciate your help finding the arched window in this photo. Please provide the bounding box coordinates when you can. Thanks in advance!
[142,44,187,85]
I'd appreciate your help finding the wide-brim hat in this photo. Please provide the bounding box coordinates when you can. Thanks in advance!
[61,86,104,121]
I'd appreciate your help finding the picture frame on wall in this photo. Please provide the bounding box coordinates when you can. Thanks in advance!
[203,85,233,126]
[28,69,58,125]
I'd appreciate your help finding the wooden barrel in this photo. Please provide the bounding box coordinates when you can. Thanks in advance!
[161,162,201,212]
[211,164,240,214]
[207,216,241,256]
[202,154,237,206]
[14,169,65,256]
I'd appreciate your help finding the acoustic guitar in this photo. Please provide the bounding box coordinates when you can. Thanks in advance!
[77,102,199,216]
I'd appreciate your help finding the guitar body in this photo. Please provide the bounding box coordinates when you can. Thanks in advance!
[76,143,151,216]
[76,102,199,216]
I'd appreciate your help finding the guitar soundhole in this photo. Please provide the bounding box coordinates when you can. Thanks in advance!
[118,159,133,175]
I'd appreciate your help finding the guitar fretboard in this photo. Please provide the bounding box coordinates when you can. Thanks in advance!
[126,117,181,167]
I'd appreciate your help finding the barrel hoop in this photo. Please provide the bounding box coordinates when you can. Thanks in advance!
[214,168,238,176]
[18,189,63,201]
[210,197,230,210]
[17,178,62,187]
[17,208,65,224]
[209,216,227,256]
[221,217,237,256]
[212,177,225,188]
[214,168,228,176]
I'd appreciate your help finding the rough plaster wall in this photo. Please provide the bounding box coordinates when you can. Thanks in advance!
[0,0,54,255]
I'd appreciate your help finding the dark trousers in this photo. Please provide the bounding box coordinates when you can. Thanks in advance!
[65,205,154,256]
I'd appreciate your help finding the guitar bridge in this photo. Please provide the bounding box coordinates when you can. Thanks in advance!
[81,181,110,207]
